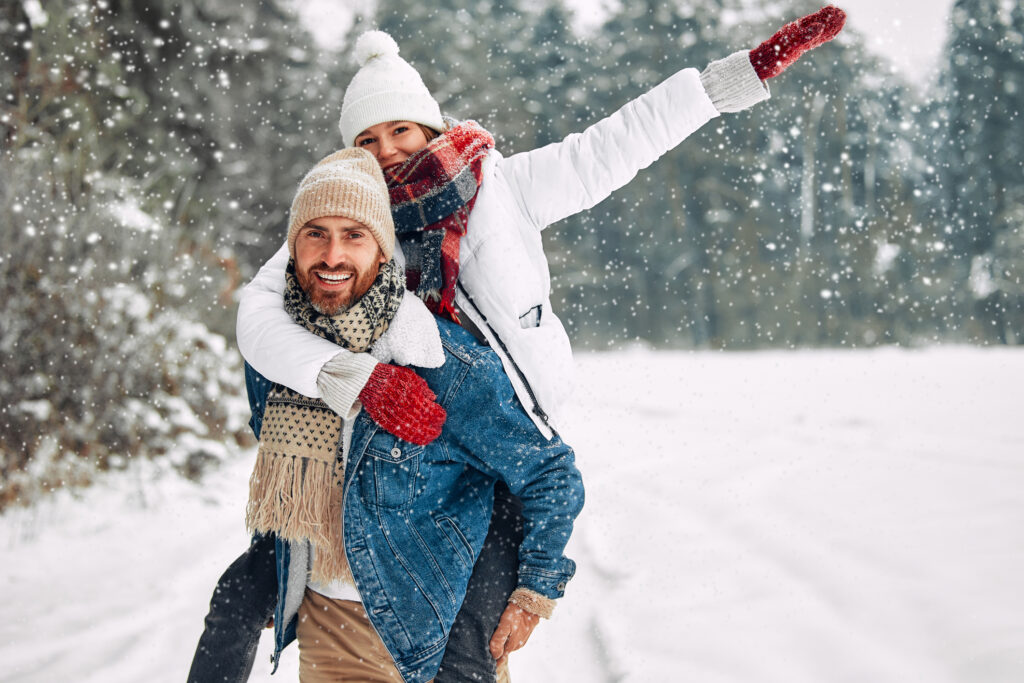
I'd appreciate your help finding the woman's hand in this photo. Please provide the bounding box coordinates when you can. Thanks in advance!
[749,5,847,80]
[358,363,446,445]
[488,603,541,666]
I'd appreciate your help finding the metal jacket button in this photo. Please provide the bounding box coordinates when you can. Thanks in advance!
[390,447,402,458]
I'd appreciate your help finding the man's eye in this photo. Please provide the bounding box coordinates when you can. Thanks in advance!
[348,232,364,239]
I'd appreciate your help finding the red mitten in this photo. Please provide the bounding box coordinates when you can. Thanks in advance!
[359,363,446,446]
[749,6,847,80]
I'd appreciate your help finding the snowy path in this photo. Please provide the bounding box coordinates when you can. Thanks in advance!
[3,348,1023,682]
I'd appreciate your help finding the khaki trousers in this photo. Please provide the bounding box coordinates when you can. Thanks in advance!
[297,589,410,682]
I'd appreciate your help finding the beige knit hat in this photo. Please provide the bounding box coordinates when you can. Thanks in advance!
[339,31,444,148]
[287,147,395,260]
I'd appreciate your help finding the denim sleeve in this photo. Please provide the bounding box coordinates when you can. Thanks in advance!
[244,361,273,440]
[444,351,585,600]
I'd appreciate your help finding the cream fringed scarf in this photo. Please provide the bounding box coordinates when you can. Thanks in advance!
[246,258,404,585]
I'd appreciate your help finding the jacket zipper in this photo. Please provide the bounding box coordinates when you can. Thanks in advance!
[456,282,553,429]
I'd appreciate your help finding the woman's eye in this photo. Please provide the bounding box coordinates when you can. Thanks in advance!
[394,126,408,134]
[357,138,374,146]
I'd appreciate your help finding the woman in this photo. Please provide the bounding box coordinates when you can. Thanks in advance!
[189,7,846,682]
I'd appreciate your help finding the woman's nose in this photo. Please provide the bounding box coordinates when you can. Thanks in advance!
[377,136,396,159]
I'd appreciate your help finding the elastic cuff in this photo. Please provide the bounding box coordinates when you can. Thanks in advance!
[316,352,378,416]
[699,50,771,114]
[508,587,556,619]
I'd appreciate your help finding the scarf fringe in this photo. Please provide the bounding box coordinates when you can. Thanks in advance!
[257,261,404,587]
[246,447,353,586]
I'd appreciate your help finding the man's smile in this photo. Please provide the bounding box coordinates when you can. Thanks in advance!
[314,271,354,289]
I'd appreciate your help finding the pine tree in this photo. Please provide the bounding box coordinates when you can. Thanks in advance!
[0,0,336,507]
[941,0,1024,343]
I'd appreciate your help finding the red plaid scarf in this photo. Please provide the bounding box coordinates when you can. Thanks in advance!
[384,121,493,322]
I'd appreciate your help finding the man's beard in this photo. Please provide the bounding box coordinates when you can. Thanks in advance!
[297,261,380,316]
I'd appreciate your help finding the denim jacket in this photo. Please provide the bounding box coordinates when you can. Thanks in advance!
[245,303,584,683]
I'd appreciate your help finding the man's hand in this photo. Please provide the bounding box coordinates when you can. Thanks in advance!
[488,604,540,666]
[358,363,446,445]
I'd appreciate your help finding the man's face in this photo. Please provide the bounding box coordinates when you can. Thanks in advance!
[294,216,387,316]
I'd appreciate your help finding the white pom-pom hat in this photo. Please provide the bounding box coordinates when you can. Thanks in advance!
[339,31,444,148]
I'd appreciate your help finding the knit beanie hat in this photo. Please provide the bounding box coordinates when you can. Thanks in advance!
[287,147,395,260]
[338,31,445,148]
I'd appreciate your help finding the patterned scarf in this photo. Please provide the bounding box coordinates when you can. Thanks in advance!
[246,258,404,585]
[282,257,405,352]
[385,120,493,322]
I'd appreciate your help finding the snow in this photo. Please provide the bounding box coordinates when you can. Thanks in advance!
[2,348,1023,682]
[296,1,953,81]
[20,0,47,29]
[108,197,162,233]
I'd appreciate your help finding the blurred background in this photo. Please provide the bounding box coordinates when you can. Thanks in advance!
[1,0,1021,507]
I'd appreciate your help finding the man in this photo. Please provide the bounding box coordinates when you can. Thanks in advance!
[194,148,584,683]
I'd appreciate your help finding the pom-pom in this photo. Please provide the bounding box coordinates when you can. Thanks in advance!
[354,31,400,67]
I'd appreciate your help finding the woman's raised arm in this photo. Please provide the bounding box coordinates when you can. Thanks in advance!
[499,65,732,231]
[500,6,845,231]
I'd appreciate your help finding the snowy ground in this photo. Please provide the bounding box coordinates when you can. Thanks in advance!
[3,348,1023,682]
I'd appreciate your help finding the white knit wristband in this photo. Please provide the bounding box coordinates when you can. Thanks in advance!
[699,50,771,114]
[316,352,379,416]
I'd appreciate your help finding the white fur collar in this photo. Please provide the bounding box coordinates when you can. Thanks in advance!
[369,294,445,369]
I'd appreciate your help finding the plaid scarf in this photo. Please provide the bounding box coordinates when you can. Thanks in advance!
[385,120,493,322]
[246,259,404,585]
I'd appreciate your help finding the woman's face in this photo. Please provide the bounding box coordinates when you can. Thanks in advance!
[354,121,430,171]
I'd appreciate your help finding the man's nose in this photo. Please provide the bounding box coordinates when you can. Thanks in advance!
[323,237,347,267]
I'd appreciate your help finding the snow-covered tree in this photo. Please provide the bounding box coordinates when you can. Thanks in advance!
[940,0,1024,342]
[0,0,336,507]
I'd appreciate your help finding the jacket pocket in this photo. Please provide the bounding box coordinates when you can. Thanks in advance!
[518,304,543,329]
[359,433,423,509]
[434,515,473,569]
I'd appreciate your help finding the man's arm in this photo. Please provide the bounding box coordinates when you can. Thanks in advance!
[443,347,585,649]
[243,361,273,440]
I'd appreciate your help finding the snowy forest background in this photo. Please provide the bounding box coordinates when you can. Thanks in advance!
[1,0,1021,509]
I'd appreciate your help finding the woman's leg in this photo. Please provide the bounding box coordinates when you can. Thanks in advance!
[435,482,524,682]
[187,534,278,683]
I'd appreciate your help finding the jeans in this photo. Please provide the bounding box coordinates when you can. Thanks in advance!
[188,534,278,683]
[186,484,524,683]
[436,481,524,681]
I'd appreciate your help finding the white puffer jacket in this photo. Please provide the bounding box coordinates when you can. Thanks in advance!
[238,65,762,439]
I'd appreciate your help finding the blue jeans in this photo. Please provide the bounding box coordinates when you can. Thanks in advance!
[187,483,523,683]
[436,482,523,681]
[188,534,278,683]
